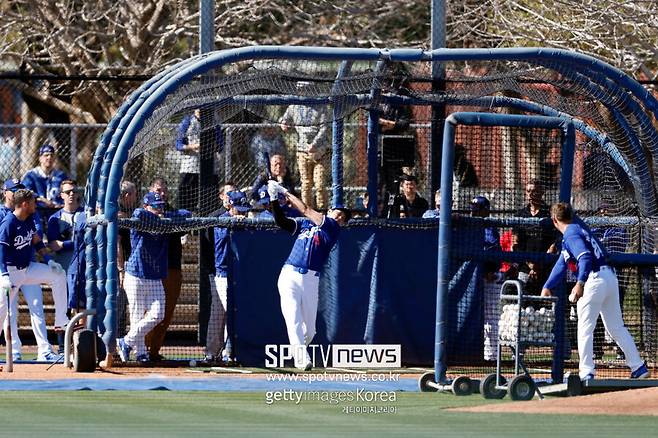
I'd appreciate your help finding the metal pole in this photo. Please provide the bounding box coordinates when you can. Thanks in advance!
[199,0,215,55]
[430,0,446,197]
[198,0,215,344]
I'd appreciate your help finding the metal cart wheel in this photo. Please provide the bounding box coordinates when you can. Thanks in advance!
[418,371,439,392]
[508,374,536,401]
[451,376,473,396]
[480,373,507,399]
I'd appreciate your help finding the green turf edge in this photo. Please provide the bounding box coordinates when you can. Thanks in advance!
[0,391,653,438]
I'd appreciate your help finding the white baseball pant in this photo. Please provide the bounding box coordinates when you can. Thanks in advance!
[577,267,644,378]
[205,274,228,357]
[0,263,69,329]
[277,264,319,368]
[123,272,165,357]
[483,279,499,361]
[9,284,53,357]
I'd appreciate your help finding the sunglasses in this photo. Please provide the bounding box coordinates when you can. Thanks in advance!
[61,189,77,195]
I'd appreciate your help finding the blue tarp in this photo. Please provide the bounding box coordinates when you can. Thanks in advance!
[229,226,485,367]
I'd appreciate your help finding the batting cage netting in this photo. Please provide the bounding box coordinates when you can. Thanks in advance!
[82,47,658,381]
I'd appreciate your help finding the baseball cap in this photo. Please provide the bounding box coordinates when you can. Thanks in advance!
[470,195,490,211]
[331,205,352,222]
[143,191,166,207]
[227,190,251,212]
[3,178,25,192]
[399,174,417,183]
[39,144,56,155]
[255,185,285,206]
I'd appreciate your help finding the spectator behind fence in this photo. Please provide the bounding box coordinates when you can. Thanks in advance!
[250,153,297,202]
[378,64,414,136]
[280,81,330,210]
[250,125,286,170]
[22,144,69,215]
[145,177,188,362]
[175,109,219,211]
[0,179,57,362]
[453,143,478,188]
[384,174,429,218]
[513,180,558,294]
[205,190,250,364]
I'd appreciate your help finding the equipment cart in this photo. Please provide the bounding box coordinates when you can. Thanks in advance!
[480,280,558,400]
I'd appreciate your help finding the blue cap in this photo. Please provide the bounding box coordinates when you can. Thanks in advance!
[470,195,490,211]
[2,178,25,192]
[143,191,166,207]
[255,185,284,206]
[39,144,56,155]
[227,191,250,212]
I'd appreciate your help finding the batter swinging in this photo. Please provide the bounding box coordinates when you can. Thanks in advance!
[267,180,350,370]
[541,202,649,380]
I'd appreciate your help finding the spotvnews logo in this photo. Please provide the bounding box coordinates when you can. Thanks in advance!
[264,344,401,368]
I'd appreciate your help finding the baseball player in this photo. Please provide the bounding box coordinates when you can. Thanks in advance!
[204,190,250,363]
[541,202,649,380]
[0,189,69,358]
[0,179,58,361]
[267,180,350,370]
[22,144,68,211]
[117,192,190,363]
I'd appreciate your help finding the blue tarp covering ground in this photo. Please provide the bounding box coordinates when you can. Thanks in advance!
[0,375,419,391]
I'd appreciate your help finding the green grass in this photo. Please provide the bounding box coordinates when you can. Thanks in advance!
[0,391,654,437]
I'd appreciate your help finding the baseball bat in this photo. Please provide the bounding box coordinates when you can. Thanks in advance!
[4,288,12,373]
[263,151,273,180]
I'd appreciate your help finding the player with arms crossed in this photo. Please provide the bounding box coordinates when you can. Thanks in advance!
[117,192,190,363]
[0,189,69,345]
[541,202,649,380]
[267,180,350,370]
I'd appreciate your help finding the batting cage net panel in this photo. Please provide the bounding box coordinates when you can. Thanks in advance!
[87,48,658,378]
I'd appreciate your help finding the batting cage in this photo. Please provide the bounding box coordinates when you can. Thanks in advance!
[83,47,658,382]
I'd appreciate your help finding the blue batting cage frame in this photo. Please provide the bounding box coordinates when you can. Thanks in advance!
[84,46,658,369]
[435,112,576,384]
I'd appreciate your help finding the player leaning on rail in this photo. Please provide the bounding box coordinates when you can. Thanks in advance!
[267,180,350,370]
[541,202,649,381]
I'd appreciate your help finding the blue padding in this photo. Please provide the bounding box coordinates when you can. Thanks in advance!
[359,227,437,364]
[228,226,485,367]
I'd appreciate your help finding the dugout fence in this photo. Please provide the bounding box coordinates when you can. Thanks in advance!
[80,46,658,380]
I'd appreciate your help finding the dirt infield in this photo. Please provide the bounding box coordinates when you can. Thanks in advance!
[0,363,204,379]
[452,387,658,416]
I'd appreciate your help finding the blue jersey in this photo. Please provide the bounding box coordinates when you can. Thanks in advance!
[0,206,43,238]
[214,212,231,276]
[285,216,340,272]
[125,208,191,279]
[22,167,68,208]
[0,212,38,272]
[544,223,607,290]
[67,212,87,309]
[47,207,84,270]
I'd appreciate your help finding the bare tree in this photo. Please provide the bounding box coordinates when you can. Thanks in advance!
[0,0,656,124]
